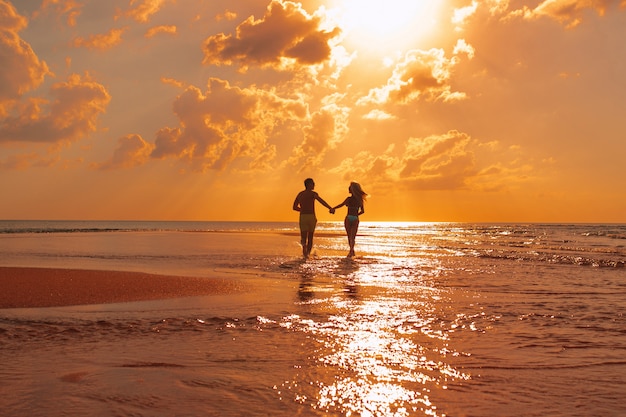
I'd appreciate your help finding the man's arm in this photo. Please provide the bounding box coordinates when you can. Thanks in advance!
[293,195,301,211]
[315,195,332,210]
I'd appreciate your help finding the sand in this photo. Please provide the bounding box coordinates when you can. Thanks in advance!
[0,266,247,309]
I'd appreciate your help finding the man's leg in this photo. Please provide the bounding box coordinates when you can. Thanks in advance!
[300,231,308,257]
[306,231,314,257]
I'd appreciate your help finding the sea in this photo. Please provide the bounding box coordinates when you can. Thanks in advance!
[0,220,625,417]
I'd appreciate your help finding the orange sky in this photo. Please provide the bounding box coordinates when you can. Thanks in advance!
[1,0,625,222]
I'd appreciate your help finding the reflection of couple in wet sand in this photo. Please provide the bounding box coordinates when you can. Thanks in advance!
[292,178,367,259]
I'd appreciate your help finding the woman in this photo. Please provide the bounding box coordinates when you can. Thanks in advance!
[332,182,367,257]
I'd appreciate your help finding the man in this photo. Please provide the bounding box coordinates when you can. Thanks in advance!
[293,178,334,258]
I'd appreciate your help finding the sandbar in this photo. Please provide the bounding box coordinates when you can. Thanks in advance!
[0,266,247,309]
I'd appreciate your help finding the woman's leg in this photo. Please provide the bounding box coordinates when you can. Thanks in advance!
[343,218,351,256]
[349,219,359,256]
[344,217,359,257]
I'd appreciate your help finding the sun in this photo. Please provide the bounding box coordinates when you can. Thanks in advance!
[329,0,443,53]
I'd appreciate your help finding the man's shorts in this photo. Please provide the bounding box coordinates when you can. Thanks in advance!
[299,214,317,232]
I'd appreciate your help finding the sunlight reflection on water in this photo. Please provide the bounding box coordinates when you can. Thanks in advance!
[278,251,472,417]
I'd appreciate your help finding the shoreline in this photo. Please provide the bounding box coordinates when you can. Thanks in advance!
[0,266,248,309]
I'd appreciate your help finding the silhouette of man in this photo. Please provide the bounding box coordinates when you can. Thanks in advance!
[293,178,334,258]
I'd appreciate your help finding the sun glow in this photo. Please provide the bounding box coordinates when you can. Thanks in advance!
[331,0,443,52]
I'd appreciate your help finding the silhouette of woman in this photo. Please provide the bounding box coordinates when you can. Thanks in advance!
[332,182,367,257]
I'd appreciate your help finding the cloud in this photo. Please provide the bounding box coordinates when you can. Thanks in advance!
[97,133,154,170]
[215,10,238,22]
[118,0,170,23]
[150,77,307,172]
[399,131,477,190]
[479,0,626,28]
[0,1,51,113]
[0,0,26,30]
[453,39,475,59]
[0,152,59,170]
[363,109,395,121]
[454,0,624,29]
[0,73,110,145]
[287,103,350,172]
[36,0,84,27]
[0,4,111,169]
[73,27,127,50]
[145,24,177,38]
[330,147,398,189]
[358,47,469,106]
[203,0,341,70]
[331,131,535,192]
[523,0,623,27]
[160,76,185,88]
[452,0,479,28]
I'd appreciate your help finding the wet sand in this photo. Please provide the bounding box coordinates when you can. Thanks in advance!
[0,267,247,309]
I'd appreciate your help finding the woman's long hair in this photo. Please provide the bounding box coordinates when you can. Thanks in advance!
[349,182,367,204]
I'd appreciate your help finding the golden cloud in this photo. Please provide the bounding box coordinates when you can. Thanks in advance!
[0,152,58,170]
[73,27,127,50]
[460,0,624,29]
[97,134,154,170]
[400,131,477,189]
[150,77,307,172]
[330,148,397,187]
[358,47,468,106]
[287,104,350,172]
[0,1,51,112]
[203,0,341,70]
[119,0,169,23]
[497,0,626,27]
[0,0,27,30]
[145,24,177,38]
[36,0,84,27]
[215,10,238,22]
[530,0,619,27]
[452,1,479,28]
[0,73,110,145]
[331,131,535,192]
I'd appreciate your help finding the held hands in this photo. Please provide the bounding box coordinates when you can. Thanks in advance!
[329,207,335,214]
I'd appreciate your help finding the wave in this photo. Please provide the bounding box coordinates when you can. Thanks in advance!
[0,220,298,235]
[463,360,626,371]
[120,362,185,368]
[476,250,625,268]
[1,227,139,234]
[0,315,279,347]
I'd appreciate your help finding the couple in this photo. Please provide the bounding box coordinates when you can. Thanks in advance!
[293,178,367,259]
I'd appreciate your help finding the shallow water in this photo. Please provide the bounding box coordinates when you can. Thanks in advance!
[1,222,625,416]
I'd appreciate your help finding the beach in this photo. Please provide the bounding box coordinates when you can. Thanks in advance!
[0,267,247,309]
[1,221,625,416]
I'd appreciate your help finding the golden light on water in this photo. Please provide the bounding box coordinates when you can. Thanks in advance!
[279,247,473,416]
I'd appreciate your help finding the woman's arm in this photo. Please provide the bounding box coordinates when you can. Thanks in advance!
[332,197,350,210]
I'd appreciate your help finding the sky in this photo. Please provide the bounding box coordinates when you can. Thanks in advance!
[1,0,625,222]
